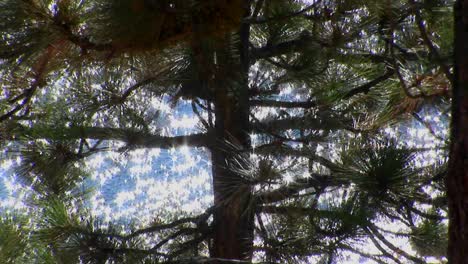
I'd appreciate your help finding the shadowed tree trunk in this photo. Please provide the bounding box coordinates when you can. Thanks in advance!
[209,2,254,261]
[447,0,468,262]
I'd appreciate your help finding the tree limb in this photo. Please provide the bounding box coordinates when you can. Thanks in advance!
[126,207,213,240]
[251,34,324,60]
[250,99,316,108]
[367,224,425,264]
[4,124,209,149]
[343,70,395,99]
[255,175,344,204]
[243,2,320,24]
[408,0,453,83]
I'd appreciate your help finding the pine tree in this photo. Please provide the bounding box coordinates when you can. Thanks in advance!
[448,0,468,262]
[0,0,452,263]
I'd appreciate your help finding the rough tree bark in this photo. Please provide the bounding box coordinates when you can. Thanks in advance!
[209,1,254,261]
[447,0,468,262]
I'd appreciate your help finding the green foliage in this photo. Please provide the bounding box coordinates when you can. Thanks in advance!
[0,0,451,263]
[14,140,88,197]
[411,216,448,258]
[0,214,29,263]
[339,140,420,198]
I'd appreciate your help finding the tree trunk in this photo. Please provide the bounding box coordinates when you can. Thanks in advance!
[447,1,468,262]
[209,3,254,261]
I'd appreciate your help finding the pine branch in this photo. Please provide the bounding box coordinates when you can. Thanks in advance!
[408,0,453,83]
[367,224,425,264]
[4,124,209,149]
[255,175,342,204]
[259,206,367,223]
[338,243,387,264]
[56,22,113,53]
[0,42,55,122]
[366,231,404,264]
[243,2,321,24]
[253,144,339,169]
[167,234,210,259]
[412,112,446,141]
[251,33,324,60]
[162,257,277,263]
[125,207,213,240]
[335,51,445,65]
[255,115,347,132]
[151,227,199,250]
[343,70,395,99]
[250,99,316,108]
[249,115,326,144]
[120,77,161,102]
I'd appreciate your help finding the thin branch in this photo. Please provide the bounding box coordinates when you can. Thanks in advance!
[192,100,211,130]
[125,207,214,239]
[167,234,210,259]
[408,0,453,83]
[243,2,321,24]
[251,0,265,20]
[343,70,395,99]
[151,228,199,250]
[162,257,277,264]
[0,43,55,122]
[367,224,425,264]
[366,229,404,264]
[412,112,446,141]
[253,144,341,169]
[251,34,324,60]
[338,243,387,264]
[250,99,316,108]
[254,115,345,132]
[87,246,169,258]
[53,15,113,53]
[120,77,160,102]
[255,175,343,204]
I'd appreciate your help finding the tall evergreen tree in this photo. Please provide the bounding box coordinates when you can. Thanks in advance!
[0,0,452,263]
[448,0,468,262]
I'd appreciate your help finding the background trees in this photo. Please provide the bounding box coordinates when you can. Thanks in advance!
[0,0,452,263]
